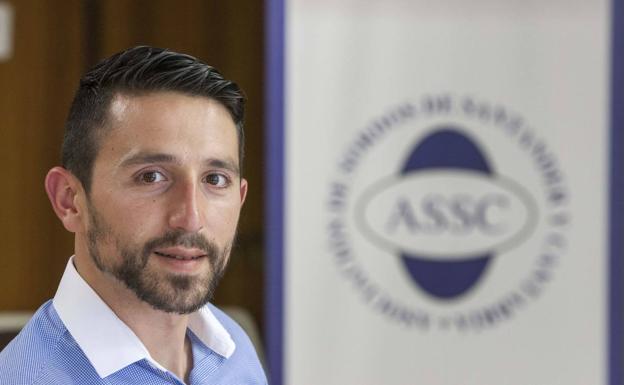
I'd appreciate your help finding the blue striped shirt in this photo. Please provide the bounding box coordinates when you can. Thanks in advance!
[0,259,267,385]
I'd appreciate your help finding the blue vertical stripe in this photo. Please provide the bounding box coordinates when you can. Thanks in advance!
[265,0,285,384]
[610,0,623,384]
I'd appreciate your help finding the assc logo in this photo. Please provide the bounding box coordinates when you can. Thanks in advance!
[355,128,538,299]
[327,95,569,332]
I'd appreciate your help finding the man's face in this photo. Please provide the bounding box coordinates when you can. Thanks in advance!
[82,91,246,314]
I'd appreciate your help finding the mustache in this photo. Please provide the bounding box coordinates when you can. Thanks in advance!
[141,230,219,259]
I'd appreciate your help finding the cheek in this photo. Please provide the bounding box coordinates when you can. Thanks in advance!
[103,200,162,243]
[204,203,242,234]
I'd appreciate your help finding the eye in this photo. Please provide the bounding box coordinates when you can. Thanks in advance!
[138,170,167,184]
[203,173,230,188]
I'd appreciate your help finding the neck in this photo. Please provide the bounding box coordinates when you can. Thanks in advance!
[73,251,194,382]
[113,298,193,382]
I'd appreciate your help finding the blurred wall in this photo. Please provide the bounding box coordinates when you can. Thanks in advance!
[0,0,265,330]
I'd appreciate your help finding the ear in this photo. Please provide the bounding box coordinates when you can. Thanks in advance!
[44,167,85,233]
[239,178,248,206]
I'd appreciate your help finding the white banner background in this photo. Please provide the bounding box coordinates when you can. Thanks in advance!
[283,1,610,384]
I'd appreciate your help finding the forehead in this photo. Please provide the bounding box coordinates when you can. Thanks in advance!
[97,91,239,166]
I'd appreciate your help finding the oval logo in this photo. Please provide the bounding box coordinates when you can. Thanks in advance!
[326,97,569,327]
[355,170,538,259]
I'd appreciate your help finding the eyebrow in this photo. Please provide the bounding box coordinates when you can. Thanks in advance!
[118,152,240,175]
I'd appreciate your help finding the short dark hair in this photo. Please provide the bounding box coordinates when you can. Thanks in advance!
[61,45,246,193]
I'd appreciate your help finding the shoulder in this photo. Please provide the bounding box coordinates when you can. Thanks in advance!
[0,301,96,385]
[205,303,268,384]
[207,303,261,358]
[0,301,64,384]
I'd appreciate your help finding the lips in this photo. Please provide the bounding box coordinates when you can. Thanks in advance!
[153,247,207,261]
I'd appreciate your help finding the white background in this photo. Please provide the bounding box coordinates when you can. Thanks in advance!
[284,1,610,384]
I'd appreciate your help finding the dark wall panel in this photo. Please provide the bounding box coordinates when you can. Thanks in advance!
[0,0,83,310]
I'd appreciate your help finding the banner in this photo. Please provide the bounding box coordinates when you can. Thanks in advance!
[266,1,622,384]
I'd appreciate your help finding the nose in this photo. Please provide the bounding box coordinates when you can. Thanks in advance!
[168,179,204,233]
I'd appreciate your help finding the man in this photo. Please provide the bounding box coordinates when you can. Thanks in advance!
[0,46,267,385]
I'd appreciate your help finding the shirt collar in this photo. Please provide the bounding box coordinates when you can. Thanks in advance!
[52,257,235,378]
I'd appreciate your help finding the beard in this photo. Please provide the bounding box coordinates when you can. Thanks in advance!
[85,200,231,314]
